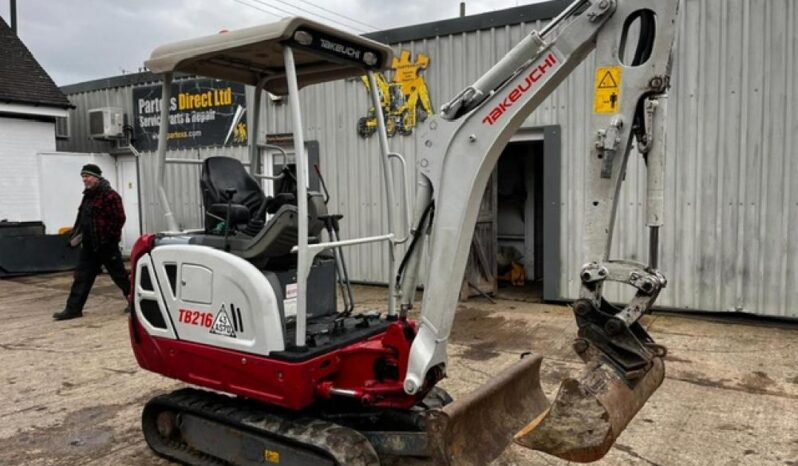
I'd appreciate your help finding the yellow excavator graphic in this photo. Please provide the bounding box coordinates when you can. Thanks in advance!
[358,50,433,137]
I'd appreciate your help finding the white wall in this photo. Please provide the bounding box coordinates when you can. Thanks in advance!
[36,152,116,234]
[116,156,141,255]
[36,152,140,255]
[0,117,56,222]
[0,114,141,255]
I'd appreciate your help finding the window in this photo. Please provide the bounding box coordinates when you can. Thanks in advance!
[55,115,69,139]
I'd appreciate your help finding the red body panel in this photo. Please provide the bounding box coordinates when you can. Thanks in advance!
[129,236,425,411]
[130,318,423,410]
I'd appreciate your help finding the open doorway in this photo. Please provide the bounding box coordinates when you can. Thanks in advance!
[495,141,545,301]
[460,126,561,303]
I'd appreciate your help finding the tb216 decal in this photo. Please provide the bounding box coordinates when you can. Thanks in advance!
[179,304,244,338]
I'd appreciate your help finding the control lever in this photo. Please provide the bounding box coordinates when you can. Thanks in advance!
[314,164,355,315]
[314,164,330,204]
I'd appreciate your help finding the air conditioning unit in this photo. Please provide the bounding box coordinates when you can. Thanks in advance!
[88,107,125,139]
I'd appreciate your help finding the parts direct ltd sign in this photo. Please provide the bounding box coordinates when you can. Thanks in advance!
[132,79,247,151]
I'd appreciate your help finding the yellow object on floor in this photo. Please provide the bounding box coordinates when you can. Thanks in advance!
[498,262,525,287]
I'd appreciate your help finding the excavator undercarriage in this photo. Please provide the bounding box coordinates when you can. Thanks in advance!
[140,356,549,466]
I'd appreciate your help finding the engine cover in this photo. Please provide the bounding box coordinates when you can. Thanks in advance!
[134,244,285,356]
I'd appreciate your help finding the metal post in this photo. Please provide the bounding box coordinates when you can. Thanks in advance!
[284,47,309,349]
[399,175,433,315]
[250,77,268,176]
[367,71,398,317]
[10,0,16,34]
[156,73,179,232]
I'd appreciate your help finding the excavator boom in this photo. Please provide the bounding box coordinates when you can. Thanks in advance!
[395,0,681,461]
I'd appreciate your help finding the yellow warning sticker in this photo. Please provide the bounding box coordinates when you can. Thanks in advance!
[593,66,622,114]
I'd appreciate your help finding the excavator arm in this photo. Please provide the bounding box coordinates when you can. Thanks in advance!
[396,0,680,462]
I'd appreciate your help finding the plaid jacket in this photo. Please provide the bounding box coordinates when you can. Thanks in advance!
[76,179,126,249]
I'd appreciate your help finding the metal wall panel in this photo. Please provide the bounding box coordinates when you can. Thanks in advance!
[261,0,798,317]
[651,0,798,317]
[59,0,798,317]
[260,20,558,288]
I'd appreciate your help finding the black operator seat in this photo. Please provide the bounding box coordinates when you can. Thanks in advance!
[201,156,266,231]
[194,156,328,266]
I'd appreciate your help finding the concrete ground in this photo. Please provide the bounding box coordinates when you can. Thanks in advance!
[1,272,797,466]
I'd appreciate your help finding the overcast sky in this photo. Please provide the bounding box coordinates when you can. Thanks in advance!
[0,0,548,87]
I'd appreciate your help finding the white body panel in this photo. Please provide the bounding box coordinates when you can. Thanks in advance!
[147,244,285,355]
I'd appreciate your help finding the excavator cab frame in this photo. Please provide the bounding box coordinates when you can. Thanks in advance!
[144,17,408,349]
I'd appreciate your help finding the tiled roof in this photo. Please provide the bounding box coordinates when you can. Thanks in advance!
[0,17,72,109]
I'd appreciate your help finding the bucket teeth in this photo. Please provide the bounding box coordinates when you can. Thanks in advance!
[514,354,665,463]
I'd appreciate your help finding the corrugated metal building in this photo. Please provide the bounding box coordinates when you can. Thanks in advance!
[58,0,798,318]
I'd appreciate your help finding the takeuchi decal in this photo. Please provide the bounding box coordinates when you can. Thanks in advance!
[358,50,433,138]
[481,53,559,126]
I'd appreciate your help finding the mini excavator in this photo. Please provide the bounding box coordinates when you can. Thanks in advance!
[129,0,681,464]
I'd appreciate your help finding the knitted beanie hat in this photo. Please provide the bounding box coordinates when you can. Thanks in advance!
[81,164,102,178]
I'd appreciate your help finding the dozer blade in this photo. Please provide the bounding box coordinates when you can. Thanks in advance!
[424,353,549,466]
[514,353,665,463]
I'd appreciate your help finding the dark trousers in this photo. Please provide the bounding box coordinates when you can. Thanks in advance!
[65,243,130,314]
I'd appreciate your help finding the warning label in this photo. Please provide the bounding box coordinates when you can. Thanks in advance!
[594,66,622,114]
[210,305,236,338]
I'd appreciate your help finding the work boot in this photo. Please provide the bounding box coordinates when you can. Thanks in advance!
[53,310,83,321]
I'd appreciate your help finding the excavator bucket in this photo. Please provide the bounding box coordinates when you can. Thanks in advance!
[514,350,665,462]
[422,345,663,465]
[424,354,549,466]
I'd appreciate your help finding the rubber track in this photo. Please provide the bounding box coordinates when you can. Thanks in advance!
[142,388,381,466]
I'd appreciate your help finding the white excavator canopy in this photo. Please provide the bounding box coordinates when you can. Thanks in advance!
[145,16,394,95]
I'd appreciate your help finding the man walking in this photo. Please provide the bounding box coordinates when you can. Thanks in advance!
[53,164,130,320]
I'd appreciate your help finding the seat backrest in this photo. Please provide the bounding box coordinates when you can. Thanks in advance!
[307,192,328,238]
[194,157,332,267]
[240,204,299,266]
[201,157,266,217]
